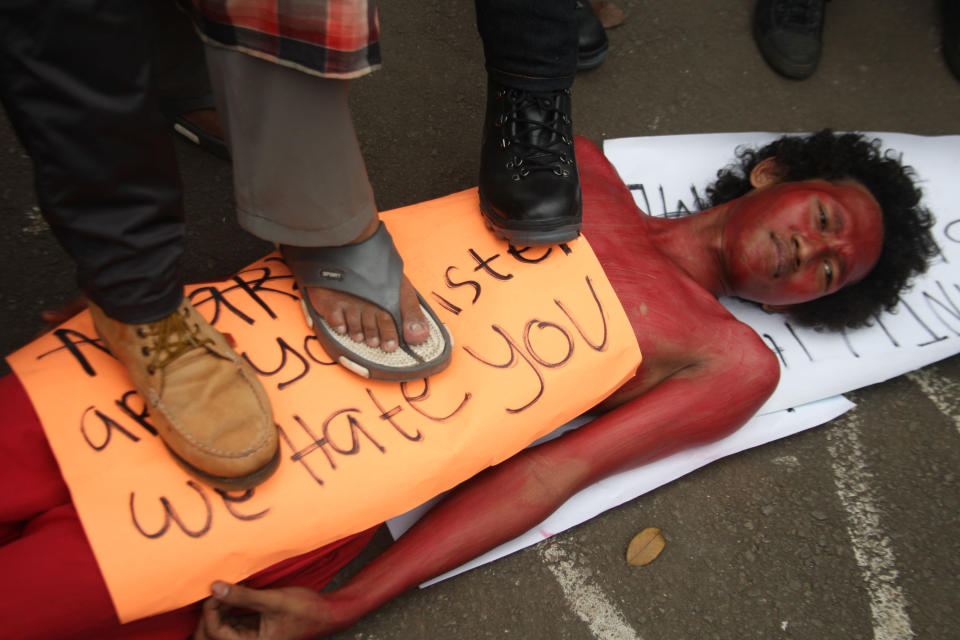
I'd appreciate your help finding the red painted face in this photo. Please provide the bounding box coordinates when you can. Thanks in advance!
[721,179,884,306]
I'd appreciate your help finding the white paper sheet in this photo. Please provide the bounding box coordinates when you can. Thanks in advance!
[386,131,960,586]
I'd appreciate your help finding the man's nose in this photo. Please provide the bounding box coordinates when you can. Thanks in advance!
[793,233,829,267]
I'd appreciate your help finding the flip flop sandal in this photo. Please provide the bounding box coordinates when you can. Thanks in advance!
[159,94,230,161]
[281,223,453,381]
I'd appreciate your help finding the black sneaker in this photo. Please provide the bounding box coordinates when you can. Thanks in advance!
[576,1,609,71]
[478,80,582,246]
[753,0,827,79]
[944,0,960,82]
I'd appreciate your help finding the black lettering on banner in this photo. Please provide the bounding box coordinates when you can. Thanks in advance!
[444,266,481,304]
[188,285,256,326]
[215,489,270,521]
[872,313,900,348]
[115,390,158,436]
[762,333,789,367]
[840,328,859,358]
[80,405,140,451]
[921,281,960,335]
[554,276,608,352]
[189,263,299,326]
[130,480,213,539]
[37,329,111,376]
[944,219,960,244]
[508,245,554,264]
[243,337,310,390]
[365,389,422,441]
[627,184,652,215]
[323,409,385,457]
[431,292,463,316]
[303,336,337,366]
[464,326,545,413]
[469,249,514,281]
[559,243,572,256]
[225,273,280,319]
[278,424,326,486]
[284,411,385,483]
[658,185,695,219]
[898,297,949,346]
[784,323,814,362]
[401,379,471,422]
[523,320,574,368]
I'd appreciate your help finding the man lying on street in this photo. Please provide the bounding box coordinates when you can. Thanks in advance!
[193,130,936,640]
[0,130,937,640]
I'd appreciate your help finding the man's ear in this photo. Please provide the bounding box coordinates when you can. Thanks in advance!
[762,303,794,314]
[749,157,787,189]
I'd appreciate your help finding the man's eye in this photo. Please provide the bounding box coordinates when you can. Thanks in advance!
[824,262,834,288]
[819,205,828,230]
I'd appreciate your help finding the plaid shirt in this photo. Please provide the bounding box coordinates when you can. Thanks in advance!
[183,0,381,79]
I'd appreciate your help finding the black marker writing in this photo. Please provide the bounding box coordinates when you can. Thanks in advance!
[80,405,140,451]
[401,379,471,422]
[37,329,110,376]
[130,481,213,539]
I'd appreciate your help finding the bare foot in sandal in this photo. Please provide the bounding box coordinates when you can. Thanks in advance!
[307,273,429,351]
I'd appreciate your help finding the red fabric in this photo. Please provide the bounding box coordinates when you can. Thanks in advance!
[184,0,381,79]
[0,373,376,639]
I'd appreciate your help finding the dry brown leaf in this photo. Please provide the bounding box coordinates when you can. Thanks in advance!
[626,527,666,566]
[590,0,626,29]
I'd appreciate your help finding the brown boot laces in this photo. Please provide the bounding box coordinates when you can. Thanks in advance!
[136,307,213,375]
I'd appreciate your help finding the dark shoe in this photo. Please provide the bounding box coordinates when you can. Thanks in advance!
[159,94,230,160]
[88,297,279,491]
[576,1,609,71]
[753,0,827,79]
[478,81,582,246]
[944,0,960,82]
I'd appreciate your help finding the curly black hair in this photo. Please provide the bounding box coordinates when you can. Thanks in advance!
[699,129,939,330]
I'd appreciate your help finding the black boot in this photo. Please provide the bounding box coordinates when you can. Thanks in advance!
[478,80,582,246]
[753,0,827,80]
[576,1,609,71]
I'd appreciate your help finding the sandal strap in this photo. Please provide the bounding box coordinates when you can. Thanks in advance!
[280,222,404,325]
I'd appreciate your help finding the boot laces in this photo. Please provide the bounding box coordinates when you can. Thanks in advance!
[773,0,824,32]
[137,307,212,375]
[497,88,574,179]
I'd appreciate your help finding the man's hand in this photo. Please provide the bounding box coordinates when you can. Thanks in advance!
[194,581,326,640]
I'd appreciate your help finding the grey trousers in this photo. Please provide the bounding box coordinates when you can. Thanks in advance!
[204,44,378,248]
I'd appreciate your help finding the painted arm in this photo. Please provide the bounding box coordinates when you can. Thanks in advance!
[196,325,780,639]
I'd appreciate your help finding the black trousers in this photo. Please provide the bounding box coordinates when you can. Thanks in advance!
[476,0,578,91]
[0,1,576,323]
[0,0,185,324]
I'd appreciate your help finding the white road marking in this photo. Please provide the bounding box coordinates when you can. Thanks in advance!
[539,541,642,640]
[906,368,960,435]
[827,413,914,640]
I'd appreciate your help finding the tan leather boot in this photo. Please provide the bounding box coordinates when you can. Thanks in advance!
[88,297,278,490]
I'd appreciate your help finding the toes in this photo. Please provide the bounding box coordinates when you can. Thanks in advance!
[376,311,398,352]
[325,303,347,335]
[344,306,364,343]
[400,278,430,345]
[361,310,380,348]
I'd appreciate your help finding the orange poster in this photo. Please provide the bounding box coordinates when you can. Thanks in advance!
[7,188,641,622]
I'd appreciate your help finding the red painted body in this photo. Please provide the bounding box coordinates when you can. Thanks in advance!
[252,140,787,635]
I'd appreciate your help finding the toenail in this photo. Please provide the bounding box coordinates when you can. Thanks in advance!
[384,339,397,350]
[333,324,347,334]
[409,322,424,333]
